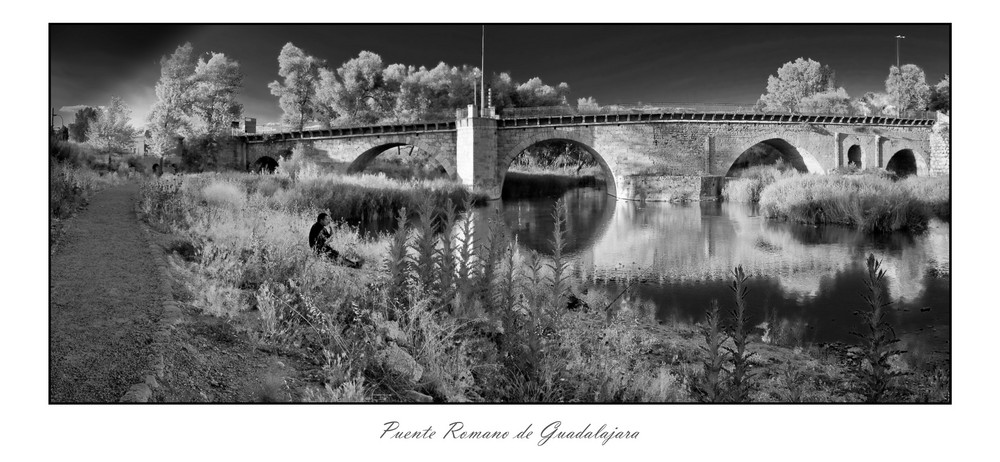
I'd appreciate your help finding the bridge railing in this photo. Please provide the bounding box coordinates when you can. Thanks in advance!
[499,102,936,120]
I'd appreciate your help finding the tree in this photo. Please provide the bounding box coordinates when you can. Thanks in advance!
[268,42,323,131]
[147,43,197,158]
[375,61,478,124]
[68,107,99,142]
[885,64,931,115]
[852,91,893,116]
[190,52,244,133]
[757,58,839,112]
[87,96,135,154]
[928,75,950,114]
[577,96,600,112]
[797,88,851,115]
[515,77,569,107]
[317,51,394,125]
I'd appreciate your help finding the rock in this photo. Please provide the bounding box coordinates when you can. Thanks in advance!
[378,344,423,383]
[404,390,434,403]
[380,322,408,346]
[120,384,152,403]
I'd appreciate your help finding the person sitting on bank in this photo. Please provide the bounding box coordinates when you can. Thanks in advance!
[309,213,363,268]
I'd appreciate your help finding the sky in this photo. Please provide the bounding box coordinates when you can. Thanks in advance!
[49,24,950,127]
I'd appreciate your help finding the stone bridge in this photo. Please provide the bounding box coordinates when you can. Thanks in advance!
[232,107,948,201]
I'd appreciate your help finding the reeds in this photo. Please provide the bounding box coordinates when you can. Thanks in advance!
[759,174,933,233]
[722,162,797,203]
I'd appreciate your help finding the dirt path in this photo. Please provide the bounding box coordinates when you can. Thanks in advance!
[50,183,161,402]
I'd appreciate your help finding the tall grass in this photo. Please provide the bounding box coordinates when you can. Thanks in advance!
[759,174,933,233]
[901,176,950,221]
[50,164,130,219]
[722,162,797,203]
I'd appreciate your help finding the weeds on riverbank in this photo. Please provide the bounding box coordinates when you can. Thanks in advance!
[722,162,797,203]
[176,169,487,227]
[142,174,690,402]
[901,176,950,221]
[139,170,948,403]
[50,164,130,220]
[759,174,932,233]
[848,254,909,402]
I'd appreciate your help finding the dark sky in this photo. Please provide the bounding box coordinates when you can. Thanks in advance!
[50,24,950,126]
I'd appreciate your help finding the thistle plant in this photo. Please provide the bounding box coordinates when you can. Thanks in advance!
[455,196,477,290]
[547,198,571,310]
[411,196,439,295]
[386,207,410,302]
[692,300,729,403]
[849,253,908,403]
[437,199,458,303]
[724,265,757,402]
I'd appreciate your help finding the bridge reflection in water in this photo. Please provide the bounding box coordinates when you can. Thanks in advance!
[479,188,950,353]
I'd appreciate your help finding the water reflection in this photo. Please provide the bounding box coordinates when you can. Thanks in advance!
[490,188,951,350]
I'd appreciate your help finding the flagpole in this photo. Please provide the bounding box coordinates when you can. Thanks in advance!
[481,25,486,117]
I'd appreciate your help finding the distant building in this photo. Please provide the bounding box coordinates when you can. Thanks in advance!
[243,117,256,134]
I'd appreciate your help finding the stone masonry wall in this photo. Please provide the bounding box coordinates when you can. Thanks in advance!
[929,114,950,176]
[244,132,457,176]
[497,122,933,201]
[238,119,935,201]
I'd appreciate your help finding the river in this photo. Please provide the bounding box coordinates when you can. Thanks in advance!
[483,186,951,354]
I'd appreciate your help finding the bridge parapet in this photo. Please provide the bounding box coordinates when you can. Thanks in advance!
[237,119,457,143]
[497,111,934,129]
[501,102,935,122]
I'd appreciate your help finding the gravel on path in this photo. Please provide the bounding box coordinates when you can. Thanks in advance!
[50,183,162,402]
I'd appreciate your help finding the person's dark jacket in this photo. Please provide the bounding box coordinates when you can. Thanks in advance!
[309,222,332,250]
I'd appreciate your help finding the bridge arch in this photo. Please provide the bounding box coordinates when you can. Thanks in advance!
[885,148,927,177]
[847,144,863,168]
[498,130,619,198]
[726,136,826,176]
[252,156,279,173]
[346,137,456,179]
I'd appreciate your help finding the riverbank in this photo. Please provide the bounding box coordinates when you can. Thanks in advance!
[760,173,950,233]
[721,164,950,233]
[129,170,948,402]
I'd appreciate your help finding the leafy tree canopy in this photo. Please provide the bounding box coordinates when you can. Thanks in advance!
[885,64,931,115]
[757,58,842,113]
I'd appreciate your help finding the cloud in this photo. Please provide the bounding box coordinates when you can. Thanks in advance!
[58,105,95,113]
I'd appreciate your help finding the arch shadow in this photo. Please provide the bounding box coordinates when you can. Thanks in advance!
[346,140,455,179]
[252,156,279,173]
[886,149,921,177]
[727,137,825,176]
[499,133,619,198]
[847,144,863,168]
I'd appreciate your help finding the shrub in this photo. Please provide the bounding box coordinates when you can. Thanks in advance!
[722,162,797,203]
[50,164,127,219]
[900,176,950,221]
[759,174,931,233]
[201,181,247,209]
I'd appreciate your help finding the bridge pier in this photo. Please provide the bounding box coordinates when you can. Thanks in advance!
[456,110,500,199]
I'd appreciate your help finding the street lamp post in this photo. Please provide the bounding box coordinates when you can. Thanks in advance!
[895,35,906,68]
